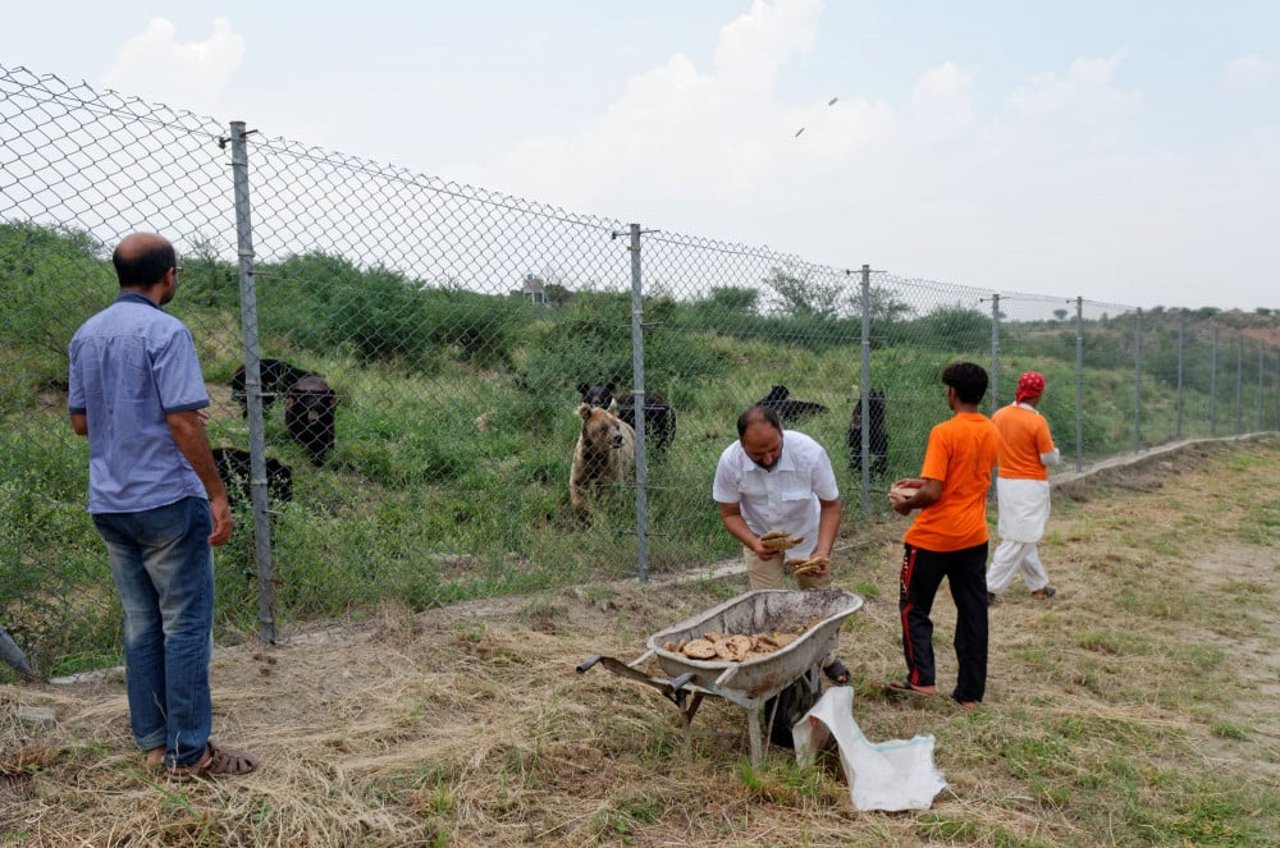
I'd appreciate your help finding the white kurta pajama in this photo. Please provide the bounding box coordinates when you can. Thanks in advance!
[986,477,1053,592]
[986,402,1059,595]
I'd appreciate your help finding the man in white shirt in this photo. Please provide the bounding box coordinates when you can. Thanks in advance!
[713,405,847,683]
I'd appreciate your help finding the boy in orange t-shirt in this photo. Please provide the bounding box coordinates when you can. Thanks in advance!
[887,362,1000,707]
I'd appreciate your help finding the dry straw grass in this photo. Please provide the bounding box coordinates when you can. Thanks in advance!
[3,435,1279,846]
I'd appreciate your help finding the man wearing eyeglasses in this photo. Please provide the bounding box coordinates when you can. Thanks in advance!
[68,232,257,778]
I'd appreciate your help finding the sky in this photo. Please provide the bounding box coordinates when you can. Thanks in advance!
[2,1,1277,310]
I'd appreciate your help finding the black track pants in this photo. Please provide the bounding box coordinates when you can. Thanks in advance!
[898,542,989,703]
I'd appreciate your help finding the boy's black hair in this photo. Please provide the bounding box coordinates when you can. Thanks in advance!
[942,361,989,405]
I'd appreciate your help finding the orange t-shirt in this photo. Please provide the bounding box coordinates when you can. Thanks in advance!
[904,412,1001,552]
[992,404,1054,480]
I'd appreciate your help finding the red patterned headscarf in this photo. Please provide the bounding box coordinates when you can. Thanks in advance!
[1016,371,1046,404]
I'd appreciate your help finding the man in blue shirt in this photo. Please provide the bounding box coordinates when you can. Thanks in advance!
[68,232,256,778]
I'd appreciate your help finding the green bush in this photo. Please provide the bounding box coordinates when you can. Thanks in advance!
[257,253,526,369]
[0,222,115,409]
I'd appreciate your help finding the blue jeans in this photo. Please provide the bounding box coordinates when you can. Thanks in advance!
[93,497,214,768]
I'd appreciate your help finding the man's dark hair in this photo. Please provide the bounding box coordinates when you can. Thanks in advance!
[942,361,988,405]
[737,404,783,439]
[112,240,176,288]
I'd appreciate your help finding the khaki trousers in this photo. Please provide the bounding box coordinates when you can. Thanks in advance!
[743,548,833,591]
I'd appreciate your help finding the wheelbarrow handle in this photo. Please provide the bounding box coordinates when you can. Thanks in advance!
[577,654,693,698]
[713,663,740,690]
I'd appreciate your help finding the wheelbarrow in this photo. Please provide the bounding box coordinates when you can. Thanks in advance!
[577,588,864,764]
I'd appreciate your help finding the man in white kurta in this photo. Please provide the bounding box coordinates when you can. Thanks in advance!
[986,371,1060,602]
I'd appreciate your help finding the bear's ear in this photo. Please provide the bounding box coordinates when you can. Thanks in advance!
[605,381,616,393]
[576,383,589,396]
[577,403,593,421]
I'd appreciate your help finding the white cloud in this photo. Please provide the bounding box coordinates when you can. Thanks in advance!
[436,9,1274,309]
[713,0,821,95]
[911,62,975,133]
[101,17,245,117]
[1009,51,1139,123]
[1222,54,1277,92]
[442,0,896,214]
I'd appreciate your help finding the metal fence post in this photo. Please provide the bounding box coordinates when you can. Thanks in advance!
[1175,311,1185,440]
[1210,324,1219,437]
[1133,308,1142,452]
[1258,345,1265,432]
[1235,336,1244,435]
[1074,296,1084,472]
[627,223,650,583]
[229,121,276,645]
[990,293,1001,415]
[859,264,872,514]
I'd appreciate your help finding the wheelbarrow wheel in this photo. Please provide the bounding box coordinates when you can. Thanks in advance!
[764,675,820,749]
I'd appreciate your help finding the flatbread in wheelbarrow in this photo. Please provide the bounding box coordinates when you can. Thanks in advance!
[715,634,753,662]
[681,639,718,659]
[771,631,799,648]
[750,633,779,652]
[760,530,805,552]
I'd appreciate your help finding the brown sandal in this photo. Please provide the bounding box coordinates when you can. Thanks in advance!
[167,742,258,780]
[885,679,937,698]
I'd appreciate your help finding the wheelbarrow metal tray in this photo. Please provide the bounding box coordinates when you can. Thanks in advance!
[647,588,863,701]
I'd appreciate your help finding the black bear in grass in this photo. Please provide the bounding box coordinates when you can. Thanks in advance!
[847,388,888,477]
[285,376,338,466]
[230,358,314,417]
[756,385,827,424]
[211,447,293,508]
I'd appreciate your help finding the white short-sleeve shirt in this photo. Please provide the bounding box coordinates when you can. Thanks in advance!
[712,429,839,559]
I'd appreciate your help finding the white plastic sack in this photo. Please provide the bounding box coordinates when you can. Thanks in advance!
[792,686,946,812]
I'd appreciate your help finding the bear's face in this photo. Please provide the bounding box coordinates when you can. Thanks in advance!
[579,404,627,450]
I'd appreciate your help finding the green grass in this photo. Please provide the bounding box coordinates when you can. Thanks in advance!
[3,222,1278,679]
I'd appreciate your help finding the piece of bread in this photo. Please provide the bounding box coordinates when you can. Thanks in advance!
[715,634,753,661]
[794,558,829,577]
[681,639,717,659]
[761,531,805,551]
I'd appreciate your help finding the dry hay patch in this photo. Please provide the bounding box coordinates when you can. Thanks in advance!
[2,436,1280,845]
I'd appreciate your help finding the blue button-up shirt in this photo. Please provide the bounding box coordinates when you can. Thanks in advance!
[68,292,210,514]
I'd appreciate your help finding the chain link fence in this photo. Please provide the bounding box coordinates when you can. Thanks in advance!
[3,64,1277,679]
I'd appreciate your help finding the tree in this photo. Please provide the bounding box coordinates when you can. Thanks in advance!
[864,286,911,323]
[912,303,992,351]
[707,286,759,313]
[1053,308,1068,322]
[181,232,238,309]
[764,268,843,320]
